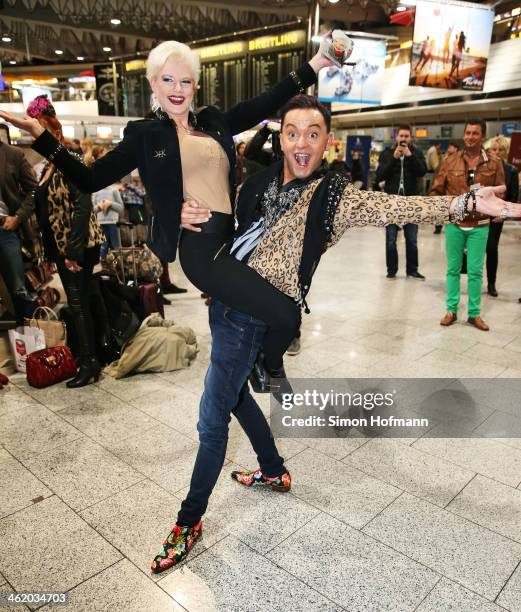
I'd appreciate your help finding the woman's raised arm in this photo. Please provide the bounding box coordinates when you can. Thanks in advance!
[0,110,139,194]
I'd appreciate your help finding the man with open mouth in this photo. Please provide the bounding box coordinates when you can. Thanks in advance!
[168,94,519,573]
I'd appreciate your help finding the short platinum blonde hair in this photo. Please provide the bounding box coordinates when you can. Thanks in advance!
[146,40,200,86]
[146,41,200,113]
[489,135,510,156]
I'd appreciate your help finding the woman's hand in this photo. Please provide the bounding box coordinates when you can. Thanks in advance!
[0,111,44,139]
[181,199,212,232]
[65,258,82,272]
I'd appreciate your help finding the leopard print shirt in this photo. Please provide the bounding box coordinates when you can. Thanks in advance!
[248,180,452,301]
[47,168,104,256]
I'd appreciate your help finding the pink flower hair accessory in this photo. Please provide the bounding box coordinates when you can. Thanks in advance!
[27,95,56,118]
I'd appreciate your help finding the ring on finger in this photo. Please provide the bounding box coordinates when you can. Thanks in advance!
[500,206,509,221]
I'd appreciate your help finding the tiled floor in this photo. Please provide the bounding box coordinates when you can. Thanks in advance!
[2,224,521,611]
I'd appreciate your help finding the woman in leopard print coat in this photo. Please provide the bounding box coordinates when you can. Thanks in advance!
[29,96,104,388]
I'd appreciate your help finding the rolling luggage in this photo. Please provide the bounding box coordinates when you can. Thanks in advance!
[110,221,164,318]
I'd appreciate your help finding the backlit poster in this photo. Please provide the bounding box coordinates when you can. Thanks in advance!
[318,37,386,105]
[409,0,494,91]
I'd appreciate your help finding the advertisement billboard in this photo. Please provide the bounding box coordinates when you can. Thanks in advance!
[318,37,386,105]
[409,0,494,91]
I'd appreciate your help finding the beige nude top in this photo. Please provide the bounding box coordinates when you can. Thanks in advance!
[178,129,232,214]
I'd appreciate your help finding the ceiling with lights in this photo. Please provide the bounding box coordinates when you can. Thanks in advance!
[0,0,401,65]
[0,0,508,66]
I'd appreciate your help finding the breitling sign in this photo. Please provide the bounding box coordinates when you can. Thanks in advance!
[199,41,247,61]
[248,30,306,52]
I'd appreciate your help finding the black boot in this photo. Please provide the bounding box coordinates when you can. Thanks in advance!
[162,283,187,294]
[66,288,100,388]
[487,284,498,297]
[250,353,271,393]
[66,357,101,388]
[249,353,293,400]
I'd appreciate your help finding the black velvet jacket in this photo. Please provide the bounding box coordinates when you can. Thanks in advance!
[32,63,317,261]
[376,145,427,196]
[236,160,347,308]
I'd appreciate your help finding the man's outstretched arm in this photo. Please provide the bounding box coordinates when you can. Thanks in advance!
[326,183,519,248]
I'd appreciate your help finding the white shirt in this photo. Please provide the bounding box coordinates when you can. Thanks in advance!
[0,199,9,217]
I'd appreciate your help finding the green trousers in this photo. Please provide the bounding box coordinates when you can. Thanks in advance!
[445,223,489,318]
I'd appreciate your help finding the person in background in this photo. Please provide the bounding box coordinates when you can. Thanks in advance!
[28,95,104,386]
[120,170,147,226]
[159,262,187,296]
[243,121,281,180]
[72,139,82,155]
[0,132,37,323]
[443,142,459,162]
[350,151,365,188]
[426,142,442,176]
[329,150,350,175]
[87,145,124,264]
[330,150,364,187]
[235,141,246,186]
[427,143,443,234]
[79,137,93,157]
[430,119,505,331]
[485,135,519,297]
[376,124,427,280]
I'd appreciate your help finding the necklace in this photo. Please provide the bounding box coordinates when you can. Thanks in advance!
[175,121,192,135]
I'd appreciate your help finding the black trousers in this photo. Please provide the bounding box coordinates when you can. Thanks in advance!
[385,224,419,275]
[179,228,300,371]
[486,221,504,286]
[47,239,100,363]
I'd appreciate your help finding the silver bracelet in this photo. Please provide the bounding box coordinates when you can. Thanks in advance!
[450,194,467,222]
[500,206,509,221]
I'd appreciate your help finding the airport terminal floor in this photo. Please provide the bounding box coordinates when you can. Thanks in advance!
[2,224,521,612]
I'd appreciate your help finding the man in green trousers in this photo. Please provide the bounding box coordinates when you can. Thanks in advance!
[430,119,505,331]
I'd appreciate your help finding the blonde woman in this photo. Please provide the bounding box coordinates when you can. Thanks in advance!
[486,135,519,296]
[0,40,333,384]
[0,39,337,570]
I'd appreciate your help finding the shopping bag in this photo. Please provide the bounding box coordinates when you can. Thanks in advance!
[8,326,46,373]
[26,306,66,348]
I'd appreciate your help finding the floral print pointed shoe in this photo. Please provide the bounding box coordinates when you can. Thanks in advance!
[231,468,291,492]
[150,521,202,574]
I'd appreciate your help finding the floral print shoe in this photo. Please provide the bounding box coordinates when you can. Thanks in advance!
[150,521,202,574]
[231,468,291,492]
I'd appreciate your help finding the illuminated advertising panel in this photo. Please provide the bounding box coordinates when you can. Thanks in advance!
[409,0,494,91]
[318,37,386,105]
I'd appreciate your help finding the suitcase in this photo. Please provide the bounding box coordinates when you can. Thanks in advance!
[113,221,164,318]
[139,283,164,318]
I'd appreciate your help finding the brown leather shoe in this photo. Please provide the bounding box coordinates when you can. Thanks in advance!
[440,312,457,326]
[468,316,489,331]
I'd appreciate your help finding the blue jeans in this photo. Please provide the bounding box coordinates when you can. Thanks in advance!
[385,223,419,275]
[0,227,33,321]
[177,300,286,527]
[100,224,120,258]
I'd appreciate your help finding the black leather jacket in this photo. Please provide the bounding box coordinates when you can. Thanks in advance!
[376,144,427,196]
[32,63,317,262]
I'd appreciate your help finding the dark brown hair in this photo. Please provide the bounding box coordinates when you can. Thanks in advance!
[464,119,486,136]
[280,94,331,132]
